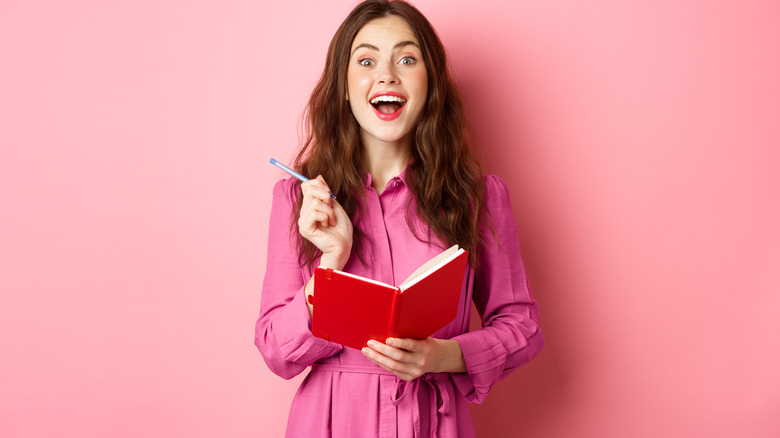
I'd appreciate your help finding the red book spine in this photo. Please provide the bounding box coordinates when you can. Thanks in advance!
[387,288,402,339]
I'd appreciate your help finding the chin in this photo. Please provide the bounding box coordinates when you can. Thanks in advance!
[366,128,414,145]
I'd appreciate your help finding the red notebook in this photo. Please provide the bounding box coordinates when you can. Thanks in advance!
[310,245,468,350]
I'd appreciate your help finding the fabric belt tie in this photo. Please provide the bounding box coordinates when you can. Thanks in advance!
[310,363,451,438]
[390,373,450,437]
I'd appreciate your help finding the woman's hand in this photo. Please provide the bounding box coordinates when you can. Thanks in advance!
[361,337,467,381]
[298,176,353,270]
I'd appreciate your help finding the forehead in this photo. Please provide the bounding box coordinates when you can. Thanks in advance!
[351,15,419,51]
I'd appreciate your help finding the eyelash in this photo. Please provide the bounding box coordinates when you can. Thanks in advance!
[356,56,417,67]
[399,56,416,65]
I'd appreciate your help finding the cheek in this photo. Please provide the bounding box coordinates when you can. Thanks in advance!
[347,71,372,99]
[409,69,428,99]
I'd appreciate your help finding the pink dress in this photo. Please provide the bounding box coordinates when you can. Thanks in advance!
[255,172,544,437]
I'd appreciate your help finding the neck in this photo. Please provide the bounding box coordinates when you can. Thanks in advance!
[361,133,412,195]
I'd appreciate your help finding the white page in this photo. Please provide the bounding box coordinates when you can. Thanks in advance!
[399,244,461,290]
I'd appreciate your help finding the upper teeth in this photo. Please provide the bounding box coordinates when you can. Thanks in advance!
[370,95,406,104]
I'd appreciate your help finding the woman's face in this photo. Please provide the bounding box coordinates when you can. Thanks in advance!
[346,15,428,148]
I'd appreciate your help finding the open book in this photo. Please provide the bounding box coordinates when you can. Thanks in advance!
[310,245,469,350]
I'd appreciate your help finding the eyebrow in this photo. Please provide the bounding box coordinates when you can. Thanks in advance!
[351,40,420,56]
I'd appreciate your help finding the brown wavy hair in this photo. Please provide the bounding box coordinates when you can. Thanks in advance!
[291,0,489,267]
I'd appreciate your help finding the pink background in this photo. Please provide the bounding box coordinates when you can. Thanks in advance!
[2,0,779,437]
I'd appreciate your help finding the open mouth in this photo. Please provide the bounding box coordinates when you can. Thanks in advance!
[370,94,407,117]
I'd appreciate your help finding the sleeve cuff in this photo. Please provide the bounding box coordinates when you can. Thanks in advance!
[275,287,343,364]
[451,330,508,404]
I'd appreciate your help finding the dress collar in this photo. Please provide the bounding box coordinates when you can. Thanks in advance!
[363,162,411,189]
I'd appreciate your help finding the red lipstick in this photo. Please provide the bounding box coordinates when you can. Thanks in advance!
[369,92,407,121]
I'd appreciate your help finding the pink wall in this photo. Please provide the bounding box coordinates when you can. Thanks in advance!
[1,0,778,437]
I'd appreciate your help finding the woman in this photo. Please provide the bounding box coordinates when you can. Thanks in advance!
[255,1,544,436]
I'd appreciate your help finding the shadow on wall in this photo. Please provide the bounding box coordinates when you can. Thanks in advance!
[455,34,573,437]
[467,290,570,437]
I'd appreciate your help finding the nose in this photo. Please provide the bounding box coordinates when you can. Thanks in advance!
[376,62,399,84]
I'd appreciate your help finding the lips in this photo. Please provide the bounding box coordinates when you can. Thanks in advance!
[369,92,406,121]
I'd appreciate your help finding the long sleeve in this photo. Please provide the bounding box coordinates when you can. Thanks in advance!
[451,175,544,403]
[254,179,342,379]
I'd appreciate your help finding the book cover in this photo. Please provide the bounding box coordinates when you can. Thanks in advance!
[310,245,468,350]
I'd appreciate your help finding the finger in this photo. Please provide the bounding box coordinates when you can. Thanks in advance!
[311,210,330,227]
[329,201,348,228]
[302,176,333,198]
[299,215,326,236]
[384,338,431,373]
[299,199,333,224]
[302,185,333,206]
[385,337,418,352]
[362,345,407,373]
[366,339,407,362]
[301,198,336,228]
[314,175,333,195]
[312,198,336,227]
[331,198,348,218]
[361,346,418,381]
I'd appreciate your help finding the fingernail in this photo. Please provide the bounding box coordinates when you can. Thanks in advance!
[361,348,369,355]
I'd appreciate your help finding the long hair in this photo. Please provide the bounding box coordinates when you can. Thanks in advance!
[292,0,489,267]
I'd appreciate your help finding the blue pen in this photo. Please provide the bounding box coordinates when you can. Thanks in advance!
[270,158,337,199]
